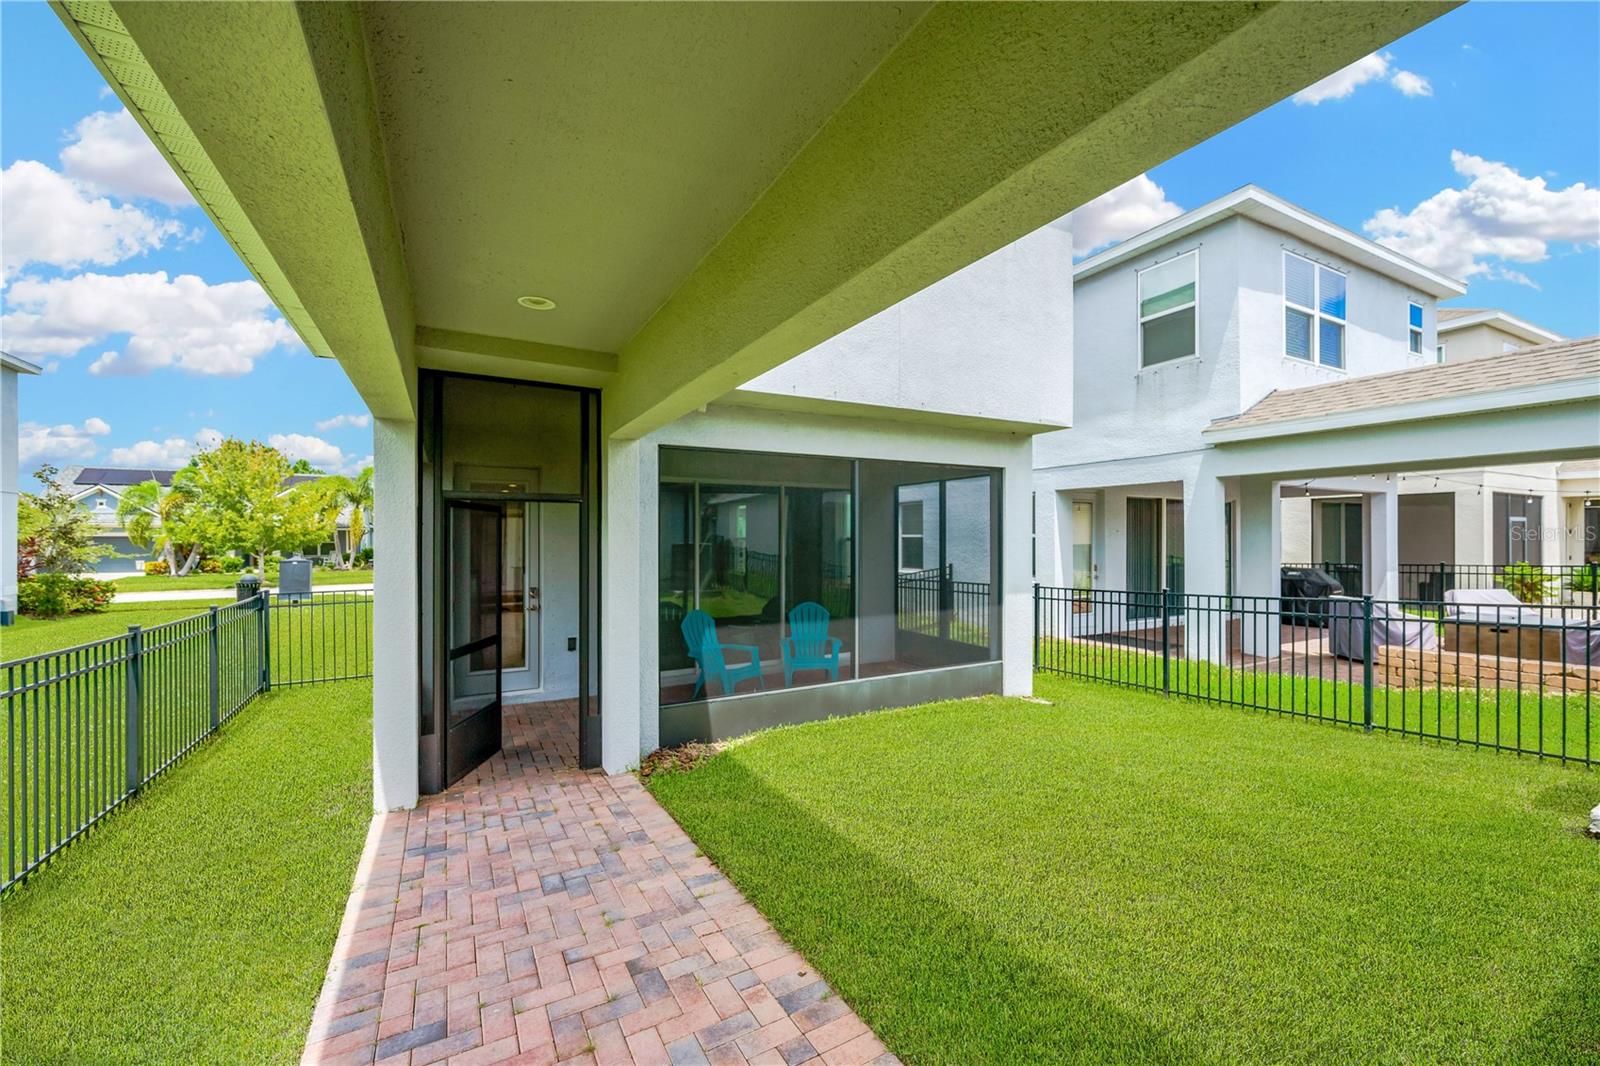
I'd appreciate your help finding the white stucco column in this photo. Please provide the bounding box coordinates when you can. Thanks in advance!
[1,367,20,625]
[1367,480,1400,600]
[372,417,419,811]
[602,436,659,773]
[1237,476,1282,658]
[1182,463,1228,662]
[1003,442,1034,697]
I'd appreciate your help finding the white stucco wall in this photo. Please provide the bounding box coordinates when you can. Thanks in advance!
[743,222,1073,429]
[1,368,20,622]
[1438,322,1528,363]
[1034,215,1436,477]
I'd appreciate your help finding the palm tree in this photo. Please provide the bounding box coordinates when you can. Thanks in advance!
[117,478,203,576]
[314,467,374,568]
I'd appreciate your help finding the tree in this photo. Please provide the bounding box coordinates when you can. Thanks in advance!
[180,440,336,576]
[289,458,325,475]
[313,466,374,568]
[17,465,114,577]
[117,477,204,577]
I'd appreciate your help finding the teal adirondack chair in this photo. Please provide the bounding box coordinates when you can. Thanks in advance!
[781,601,842,686]
[681,609,765,698]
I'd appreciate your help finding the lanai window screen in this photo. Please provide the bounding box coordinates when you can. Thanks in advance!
[659,449,1000,706]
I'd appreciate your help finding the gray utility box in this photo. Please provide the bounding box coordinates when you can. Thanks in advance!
[278,557,313,603]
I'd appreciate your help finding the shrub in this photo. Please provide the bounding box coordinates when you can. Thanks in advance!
[220,557,244,573]
[1570,566,1598,593]
[197,557,224,574]
[1497,562,1554,604]
[144,558,171,576]
[18,574,116,618]
[356,548,373,566]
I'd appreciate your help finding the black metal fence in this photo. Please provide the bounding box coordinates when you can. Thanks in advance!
[1036,585,1595,768]
[1283,561,1600,605]
[897,565,991,648]
[1,590,373,892]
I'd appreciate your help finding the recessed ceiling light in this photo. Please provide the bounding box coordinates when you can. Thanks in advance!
[517,295,556,311]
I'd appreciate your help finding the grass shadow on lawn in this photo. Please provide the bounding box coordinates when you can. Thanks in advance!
[655,754,1197,1065]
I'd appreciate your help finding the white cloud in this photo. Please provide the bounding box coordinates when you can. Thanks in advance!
[1293,52,1431,105]
[1364,151,1600,285]
[1,160,186,277]
[106,427,223,468]
[1065,174,1183,258]
[268,433,365,475]
[18,417,111,465]
[1390,70,1433,98]
[0,271,300,376]
[60,109,194,207]
[314,413,371,432]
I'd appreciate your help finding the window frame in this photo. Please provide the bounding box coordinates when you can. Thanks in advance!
[1282,250,1348,369]
[897,499,925,572]
[1135,248,1200,370]
[1408,301,1424,355]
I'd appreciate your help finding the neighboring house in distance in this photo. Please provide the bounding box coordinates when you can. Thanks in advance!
[1434,307,1564,364]
[56,466,367,574]
[1033,185,1465,608]
[1373,309,1593,576]
[2,350,44,625]
[59,465,176,574]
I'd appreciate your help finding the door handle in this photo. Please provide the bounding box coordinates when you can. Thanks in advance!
[528,586,540,612]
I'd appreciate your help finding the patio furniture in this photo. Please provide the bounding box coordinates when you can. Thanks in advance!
[781,601,842,686]
[681,609,765,698]
[1442,588,1600,665]
[1326,596,1437,661]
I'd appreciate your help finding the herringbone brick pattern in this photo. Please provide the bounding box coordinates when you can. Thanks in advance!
[303,701,896,1066]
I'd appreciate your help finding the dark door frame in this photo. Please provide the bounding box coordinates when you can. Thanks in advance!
[442,499,505,788]
[418,371,602,795]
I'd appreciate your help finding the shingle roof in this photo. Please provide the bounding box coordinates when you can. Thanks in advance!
[1206,335,1600,434]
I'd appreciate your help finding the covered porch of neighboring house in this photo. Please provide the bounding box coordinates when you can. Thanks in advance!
[1044,338,1600,683]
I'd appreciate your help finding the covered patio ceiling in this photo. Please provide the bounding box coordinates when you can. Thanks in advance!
[57,1,1455,435]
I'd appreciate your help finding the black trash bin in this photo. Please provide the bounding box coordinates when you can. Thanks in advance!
[1280,566,1345,627]
[235,573,261,602]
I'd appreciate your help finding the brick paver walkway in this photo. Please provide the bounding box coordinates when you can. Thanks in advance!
[303,701,896,1066]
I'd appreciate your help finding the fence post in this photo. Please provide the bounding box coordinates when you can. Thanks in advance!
[1032,583,1041,670]
[1438,561,1448,601]
[208,605,221,731]
[125,625,143,795]
[258,591,272,694]
[1161,589,1172,696]
[1360,595,1374,732]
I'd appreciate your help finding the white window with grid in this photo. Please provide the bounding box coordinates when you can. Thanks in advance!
[1283,251,1346,368]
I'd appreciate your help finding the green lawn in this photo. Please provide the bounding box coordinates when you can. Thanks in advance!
[111,569,373,591]
[1039,641,1597,764]
[649,674,1600,1064]
[2,601,232,661]
[0,680,372,1065]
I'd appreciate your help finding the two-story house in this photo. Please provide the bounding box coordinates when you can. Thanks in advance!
[59,466,175,574]
[1032,185,1466,625]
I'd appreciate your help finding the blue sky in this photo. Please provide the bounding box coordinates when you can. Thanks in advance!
[3,2,1597,474]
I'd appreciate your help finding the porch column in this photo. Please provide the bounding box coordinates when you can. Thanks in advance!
[601,437,660,774]
[1182,464,1228,662]
[1367,481,1400,600]
[1002,443,1034,697]
[372,417,420,811]
[1237,476,1282,658]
